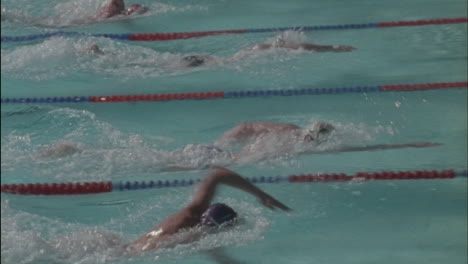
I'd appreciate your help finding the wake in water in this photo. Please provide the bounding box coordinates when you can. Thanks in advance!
[0,36,232,80]
[1,31,355,80]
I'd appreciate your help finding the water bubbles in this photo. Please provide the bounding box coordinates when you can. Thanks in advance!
[269,30,309,46]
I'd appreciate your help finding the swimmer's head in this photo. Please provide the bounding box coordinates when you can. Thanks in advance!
[303,122,334,143]
[87,44,105,55]
[272,35,286,47]
[201,203,238,228]
[272,31,307,47]
[182,55,206,67]
[124,4,148,15]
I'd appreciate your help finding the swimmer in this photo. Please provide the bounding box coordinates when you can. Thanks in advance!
[217,120,336,146]
[124,167,290,254]
[81,29,354,68]
[224,32,356,61]
[178,37,355,67]
[93,0,148,20]
[81,43,219,67]
[37,121,442,170]
[2,0,148,28]
[216,120,442,159]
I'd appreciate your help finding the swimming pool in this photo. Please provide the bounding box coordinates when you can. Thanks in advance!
[1,0,467,263]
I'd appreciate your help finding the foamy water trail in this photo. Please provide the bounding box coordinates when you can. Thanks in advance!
[1,107,391,181]
[0,36,220,80]
[1,30,318,81]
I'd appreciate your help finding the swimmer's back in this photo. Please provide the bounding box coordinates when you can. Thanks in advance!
[218,121,301,143]
[237,121,300,134]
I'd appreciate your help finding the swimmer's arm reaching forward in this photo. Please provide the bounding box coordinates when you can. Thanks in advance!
[126,167,290,254]
[251,43,356,52]
[336,142,442,152]
[190,167,291,211]
[290,43,356,52]
[301,142,442,154]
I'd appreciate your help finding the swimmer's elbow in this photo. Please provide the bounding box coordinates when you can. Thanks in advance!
[207,167,227,178]
[205,167,236,184]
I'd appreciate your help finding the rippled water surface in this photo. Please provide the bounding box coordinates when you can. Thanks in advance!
[1,0,467,263]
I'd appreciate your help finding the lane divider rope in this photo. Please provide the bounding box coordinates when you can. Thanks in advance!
[1,17,466,42]
[1,81,466,104]
[1,169,466,195]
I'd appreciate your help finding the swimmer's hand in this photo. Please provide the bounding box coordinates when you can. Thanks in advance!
[257,191,291,212]
[199,167,291,212]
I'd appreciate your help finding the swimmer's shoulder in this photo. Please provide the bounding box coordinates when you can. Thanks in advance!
[248,121,299,129]
[251,44,273,50]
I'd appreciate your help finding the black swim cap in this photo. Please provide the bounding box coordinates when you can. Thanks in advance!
[182,55,206,67]
[201,203,237,227]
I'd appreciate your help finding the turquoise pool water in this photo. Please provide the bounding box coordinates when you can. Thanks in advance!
[1,0,467,263]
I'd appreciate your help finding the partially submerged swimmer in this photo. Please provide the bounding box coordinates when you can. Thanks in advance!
[81,30,354,68]
[216,120,442,159]
[37,121,442,170]
[214,121,337,160]
[81,45,217,67]
[35,121,332,162]
[217,121,335,146]
[124,167,290,254]
[93,0,148,20]
[3,0,149,28]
